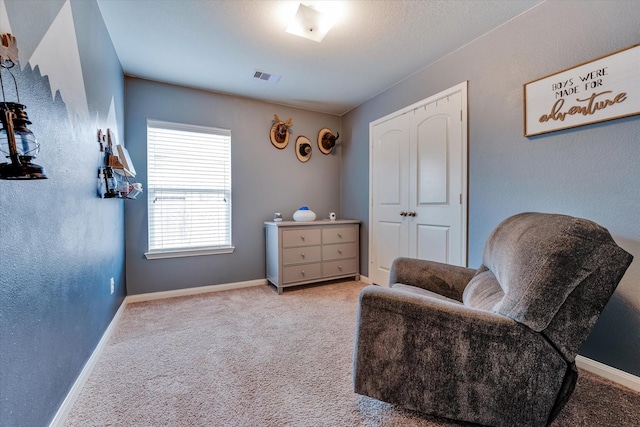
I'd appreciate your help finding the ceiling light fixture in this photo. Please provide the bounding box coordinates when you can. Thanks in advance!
[285,3,335,43]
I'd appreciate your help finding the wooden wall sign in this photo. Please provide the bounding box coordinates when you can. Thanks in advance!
[524,43,640,137]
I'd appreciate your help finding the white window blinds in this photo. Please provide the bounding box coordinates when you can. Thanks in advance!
[146,120,232,258]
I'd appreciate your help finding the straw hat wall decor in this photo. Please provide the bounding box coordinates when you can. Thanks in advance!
[318,127,339,155]
[295,136,312,162]
[270,114,293,149]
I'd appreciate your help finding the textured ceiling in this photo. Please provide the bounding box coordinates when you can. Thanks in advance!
[97,0,543,115]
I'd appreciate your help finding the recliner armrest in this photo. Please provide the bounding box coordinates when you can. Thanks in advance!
[389,257,475,301]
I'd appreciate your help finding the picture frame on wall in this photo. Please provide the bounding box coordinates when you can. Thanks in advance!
[523,43,640,137]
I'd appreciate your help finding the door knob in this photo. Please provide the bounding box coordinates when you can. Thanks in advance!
[400,211,408,216]
[408,211,417,217]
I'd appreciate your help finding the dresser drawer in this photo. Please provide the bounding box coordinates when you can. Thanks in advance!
[322,242,357,261]
[283,246,322,265]
[322,226,356,244]
[282,228,321,247]
[323,258,357,277]
[283,263,322,284]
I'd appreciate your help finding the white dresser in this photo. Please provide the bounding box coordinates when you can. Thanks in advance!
[265,220,360,294]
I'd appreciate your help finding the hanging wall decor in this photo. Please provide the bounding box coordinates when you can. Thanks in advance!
[97,128,142,199]
[270,114,293,149]
[317,127,339,155]
[524,43,640,137]
[295,135,312,162]
[0,33,47,179]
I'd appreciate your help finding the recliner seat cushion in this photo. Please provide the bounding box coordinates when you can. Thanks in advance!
[483,212,617,331]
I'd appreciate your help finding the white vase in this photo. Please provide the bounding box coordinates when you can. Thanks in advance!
[293,209,316,222]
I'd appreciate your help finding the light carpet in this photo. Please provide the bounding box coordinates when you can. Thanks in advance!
[65,280,640,426]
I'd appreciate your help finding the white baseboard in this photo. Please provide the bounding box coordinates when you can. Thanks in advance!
[49,300,127,427]
[125,278,266,303]
[359,274,373,284]
[576,355,640,393]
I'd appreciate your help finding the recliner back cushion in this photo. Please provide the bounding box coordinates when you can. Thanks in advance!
[483,212,616,332]
[462,266,504,311]
[543,239,633,361]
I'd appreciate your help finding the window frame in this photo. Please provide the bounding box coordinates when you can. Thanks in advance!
[144,119,234,260]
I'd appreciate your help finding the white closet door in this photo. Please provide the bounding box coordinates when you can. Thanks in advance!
[369,82,468,286]
[370,113,410,286]
[410,91,464,266]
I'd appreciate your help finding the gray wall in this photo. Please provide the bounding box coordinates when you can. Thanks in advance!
[341,0,640,376]
[0,1,125,426]
[124,78,341,294]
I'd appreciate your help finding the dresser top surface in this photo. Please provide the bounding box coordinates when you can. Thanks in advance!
[265,219,360,227]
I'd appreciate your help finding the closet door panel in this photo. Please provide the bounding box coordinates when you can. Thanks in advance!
[378,135,403,204]
[416,224,450,264]
[377,221,404,278]
[417,115,449,205]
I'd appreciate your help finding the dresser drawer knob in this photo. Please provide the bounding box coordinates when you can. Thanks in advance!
[338,265,343,271]
[337,233,342,238]
[338,249,342,254]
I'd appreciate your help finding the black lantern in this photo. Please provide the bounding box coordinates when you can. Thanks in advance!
[0,101,46,179]
[0,33,47,180]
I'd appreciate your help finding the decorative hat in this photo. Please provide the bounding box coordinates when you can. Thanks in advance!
[295,136,312,162]
[317,127,339,155]
[270,114,293,149]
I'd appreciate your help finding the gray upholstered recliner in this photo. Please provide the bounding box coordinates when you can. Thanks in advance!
[353,212,633,427]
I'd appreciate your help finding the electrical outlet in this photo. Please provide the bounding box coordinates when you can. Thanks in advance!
[110,277,115,294]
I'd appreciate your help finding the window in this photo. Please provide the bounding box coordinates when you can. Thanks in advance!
[145,120,233,259]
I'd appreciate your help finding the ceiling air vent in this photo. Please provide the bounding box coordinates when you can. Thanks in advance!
[251,70,282,84]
